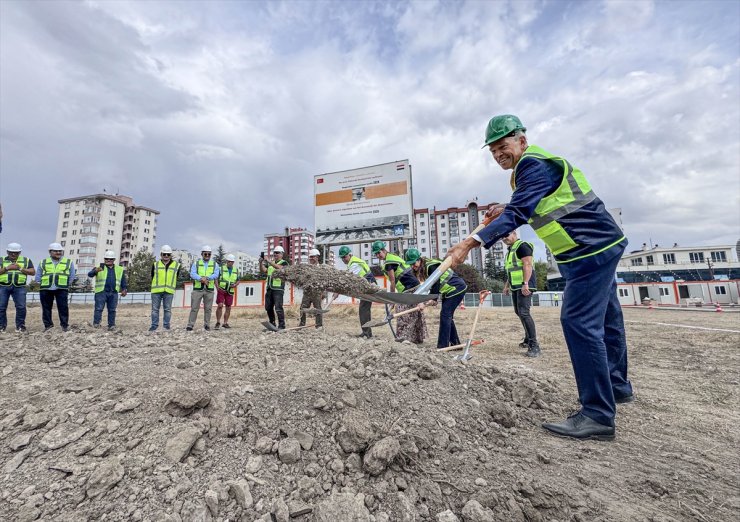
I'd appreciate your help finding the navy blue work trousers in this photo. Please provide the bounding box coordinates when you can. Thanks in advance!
[437,292,464,348]
[557,242,633,427]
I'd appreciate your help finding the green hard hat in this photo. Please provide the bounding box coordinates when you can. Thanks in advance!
[338,246,351,257]
[371,240,386,254]
[483,114,526,147]
[404,248,421,263]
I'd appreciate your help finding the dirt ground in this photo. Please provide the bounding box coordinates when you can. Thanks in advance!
[1,302,738,522]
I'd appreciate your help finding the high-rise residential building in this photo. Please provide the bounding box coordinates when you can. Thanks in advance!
[232,251,260,276]
[263,227,314,264]
[171,249,196,272]
[55,193,159,275]
[345,199,505,273]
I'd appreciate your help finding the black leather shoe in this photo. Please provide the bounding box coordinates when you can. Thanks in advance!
[525,345,541,358]
[615,394,635,404]
[542,412,615,441]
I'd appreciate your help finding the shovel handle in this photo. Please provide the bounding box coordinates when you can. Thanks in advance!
[414,214,497,295]
[391,304,424,319]
[280,324,316,333]
[437,339,484,353]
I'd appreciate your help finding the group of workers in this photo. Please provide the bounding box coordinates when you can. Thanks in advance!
[1,113,633,441]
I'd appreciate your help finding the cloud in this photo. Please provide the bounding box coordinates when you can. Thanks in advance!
[1,0,738,267]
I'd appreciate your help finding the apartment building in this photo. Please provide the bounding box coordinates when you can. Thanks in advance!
[264,227,316,264]
[232,251,260,276]
[55,193,159,275]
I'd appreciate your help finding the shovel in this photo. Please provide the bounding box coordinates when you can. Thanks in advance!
[455,290,490,362]
[362,303,425,328]
[413,212,498,296]
[261,322,317,333]
[357,291,435,306]
[436,339,484,353]
[301,294,336,316]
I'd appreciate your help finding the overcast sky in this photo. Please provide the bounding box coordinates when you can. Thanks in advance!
[1,0,738,265]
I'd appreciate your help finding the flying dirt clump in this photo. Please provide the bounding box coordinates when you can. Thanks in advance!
[276,263,379,297]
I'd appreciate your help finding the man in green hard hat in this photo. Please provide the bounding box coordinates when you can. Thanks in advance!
[335,245,376,338]
[447,114,633,441]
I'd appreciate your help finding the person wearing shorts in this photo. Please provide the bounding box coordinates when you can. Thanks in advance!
[215,254,238,329]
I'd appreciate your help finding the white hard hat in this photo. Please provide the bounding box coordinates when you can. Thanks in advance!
[201,245,212,253]
[7,243,22,252]
[274,246,284,253]
[160,244,173,254]
[49,243,63,251]
[309,248,320,257]
[225,254,236,262]
[104,250,116,259]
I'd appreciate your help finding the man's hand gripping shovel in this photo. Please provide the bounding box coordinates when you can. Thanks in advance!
[455,290,489,362]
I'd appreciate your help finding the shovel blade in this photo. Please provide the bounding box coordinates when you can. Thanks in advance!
[261,321,278,332]
[454,340,473,361]
[301,308,330,316]
[362,318,390,328]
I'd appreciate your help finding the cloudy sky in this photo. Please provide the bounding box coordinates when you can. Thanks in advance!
[1,0,738,264]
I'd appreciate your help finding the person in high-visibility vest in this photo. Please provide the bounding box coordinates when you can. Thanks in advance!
[215,254,239,329]
[406,248,467,349]
[187,245,220,331]
[88,250,127,331]
[149,244,180,332]
[448,114,633,441]
[335,246,376,338]
[0,242,35,333]
[36,242,75,332]
[502,230,540,357]
[299,249,324,329]
[259,245,289,330]
[372,241,407,293]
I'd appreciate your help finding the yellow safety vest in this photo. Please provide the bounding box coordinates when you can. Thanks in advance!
[151,260,180,294]
[0,256,30,287]
[218,265,238,295]
[193,259,216,290]
[95,265,124,293]
[382,253,408,292]
[513,145,625,263]
[40,257,72,289]
[505,240,533,290]
[267,259,288,291]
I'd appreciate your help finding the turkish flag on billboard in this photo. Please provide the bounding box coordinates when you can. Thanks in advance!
[316,178,324,184]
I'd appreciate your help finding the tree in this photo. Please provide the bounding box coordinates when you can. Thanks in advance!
[126,249,156,292]
[534,261,549,291]
[484,278,505,293]
[214,244,226,266]
[453,263,485,294]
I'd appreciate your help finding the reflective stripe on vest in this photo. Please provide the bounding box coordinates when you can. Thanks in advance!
[0,256,30,286]
[194,259,216,290]
[40,258,71,289]
[382,253,408,292]
[95,265,123,293]
[219,265,238,295]
[505,240,533,290]
[267,259,288,290]
[514,145,597,256]
[151,261,179,294]
[348,256,375,282]
[426,259,466,297]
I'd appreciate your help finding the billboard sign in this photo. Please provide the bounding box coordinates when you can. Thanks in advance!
[314,160,413,245]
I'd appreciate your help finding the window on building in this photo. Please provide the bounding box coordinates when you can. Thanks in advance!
[715,286,727,295]
[69,250,74,255]
[72,230,77,236]
[618,288,629,297]
[711,251,727,262]
[421,248,427,253]
[63,212,70,218]
[631,258,643,266]
[61,231,67,238]
[663,253,676,264]
[442,240,447,245]
[689,252,704,263]
[659,287,669,296]
[62,221,68,228]
[421,239,426,244]
[71,239,76,245]
[440,223,446,228]
[645,255,654,264]
[75,211,79,216]
[441,231,446,237]
[420,230,425,235]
